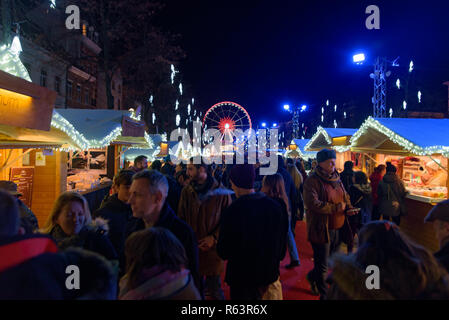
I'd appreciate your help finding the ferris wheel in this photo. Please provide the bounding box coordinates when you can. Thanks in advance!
[202,101,252,143]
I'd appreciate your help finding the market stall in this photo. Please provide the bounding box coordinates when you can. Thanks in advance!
[350,117,449,251]
[304,127,357,171]
[52,108,151,212]
[285,139,317,160]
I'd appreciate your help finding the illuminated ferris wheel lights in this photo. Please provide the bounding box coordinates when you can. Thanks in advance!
[225,123,230,129]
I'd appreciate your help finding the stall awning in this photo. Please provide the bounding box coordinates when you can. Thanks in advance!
[52,109,150,150]
[350,117,449,157]
[288,139,317,159]
[305,127,357,152]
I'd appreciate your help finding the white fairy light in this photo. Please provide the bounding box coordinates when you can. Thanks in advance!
[10,36,22,55]
[403,100,407,110]
[194,109,197,116]
[321,107,324,114]
[175,100,179,110]
[149,95,154,104]
[179,83,183,95]
[389,108,393,117]
[187,104,191,115]
[161,132,167,142]
[344,111,347,119]
[170,64,179,84]
[418,91,422,103]
[152,112,156,124]
[333,119,337,128]
[396,79,401,89]
[321,115,324,122]
[334,105,337,112]
[176,114,180,126]
[192,98,195,105]
[409,61,414,73]
[50,0,56,8]
[326,100,329,106]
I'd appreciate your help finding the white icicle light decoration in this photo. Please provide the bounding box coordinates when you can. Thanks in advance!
[149,95,154,104]
[403,100,407,110]
[192,98,195,105]
[187,104,191,115]
[344,112,347,119]
[389,108,393,118]
[179,83,183,95]
[333,145,351,153]
[152,113,156,124]
[333,119,337,128]
[409,61,414,73]
[396,79,401,89]
[321,107,324,114]
[326,100,329,106]
[0,43,31,81]
[176,114,180,126]
[175,100,179,110]
[144,132,155,149]
[418,91,422,103]
[349,117,449,157]
[194,109,197,116]
[321,115,324,122]
[304,126,332,151]
[170,64,178,84]
[161,133,167,142]
[334,105,337,112]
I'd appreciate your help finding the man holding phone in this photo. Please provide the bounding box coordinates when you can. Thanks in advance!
[303,149,355,299]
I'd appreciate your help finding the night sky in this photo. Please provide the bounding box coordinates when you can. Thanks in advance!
[158,0,449,134]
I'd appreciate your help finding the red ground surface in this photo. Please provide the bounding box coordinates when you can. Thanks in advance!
[220,220,320,300]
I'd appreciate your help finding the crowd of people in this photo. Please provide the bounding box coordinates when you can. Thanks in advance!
[1,149,449,300]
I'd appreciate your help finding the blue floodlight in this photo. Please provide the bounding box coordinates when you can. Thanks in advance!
[283,104,290,111]
[300,105,307,112]
[273,123,278,127]
[353,53,365,64]
[261,122,267,127]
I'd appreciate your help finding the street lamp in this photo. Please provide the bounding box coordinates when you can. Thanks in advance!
[272,123,278,127]
[261,122,267,128]
[283,104,308,139]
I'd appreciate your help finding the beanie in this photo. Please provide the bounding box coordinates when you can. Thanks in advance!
[317,148,336,164]
[229,164,255,189]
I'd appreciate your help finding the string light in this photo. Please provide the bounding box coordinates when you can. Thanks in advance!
[344,112,347,119]
[192,98,195,105]
[321,107,324,114]
[144,132,155,149]
[403,100,407,110]
[349,117,449,157]
[333,119,337,128]
[326,100,329,106]
[409,61,414,73]
[321,115,324,122]
[176,114,180,126]
[389,108,393,117]
[334,105,337,112]
[396,79,401,89]
[170,64,178,84]
[418,91,422,103]
[0,43,31,81]
[152,113,156,124]
[179,83,183,95]
[187,104,191,115]
[175,100,179,110]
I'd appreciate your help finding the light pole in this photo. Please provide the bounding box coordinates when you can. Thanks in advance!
[353,53,399,118]
[283,104,307,139]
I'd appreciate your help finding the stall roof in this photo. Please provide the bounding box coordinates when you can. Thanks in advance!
[305,126,357,152]
[350,117,449,156]
[292,139,317,159]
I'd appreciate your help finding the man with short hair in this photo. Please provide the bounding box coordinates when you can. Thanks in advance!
[94,170,135,274]
[127,169,201,293]
[303,148,353,299]
[130,155,148,172]
[217,164,288,300]
[178,159,232,300]
[424,199,449,272]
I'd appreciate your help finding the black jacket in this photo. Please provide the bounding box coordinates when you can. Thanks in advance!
[217,192,288,287]
[340,169,354,193]
[94,194,134,273]
[435,240,449,273]
[125,202,201,292]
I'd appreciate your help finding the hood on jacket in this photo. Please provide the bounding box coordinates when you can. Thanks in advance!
[353,183,372,195]
[382,172,399,184]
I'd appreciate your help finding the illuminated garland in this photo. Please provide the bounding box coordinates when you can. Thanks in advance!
[144,132,155,149]
[51,111,123,150]
[349,117,449,157]
[0,44,31,81]
[304,126,332,151]
[333,145,351,153]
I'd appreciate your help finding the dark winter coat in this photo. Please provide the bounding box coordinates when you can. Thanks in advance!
[0,234,117,299]
[277,161,299,218]
[94,194,134,274]
[303,166,352,244]
[178,176,232,276]
[339,168,354,193]
[348,183,373,228]
[125,202,201,293]
[377,172,408,217]
[435,239,449,273]
[165,174,182,215]
[49,221,118,261]
[369,171,383,206]
[17,199,39,232]
[217,192,288,287]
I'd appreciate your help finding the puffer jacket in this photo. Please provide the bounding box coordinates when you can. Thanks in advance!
[303,166,352,244]
[178,176,232,276]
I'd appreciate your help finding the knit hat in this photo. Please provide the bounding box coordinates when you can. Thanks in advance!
[229,164,255,189]
[316,148,336,164]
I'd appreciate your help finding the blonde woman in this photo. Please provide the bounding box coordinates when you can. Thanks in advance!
[42,191,117,261]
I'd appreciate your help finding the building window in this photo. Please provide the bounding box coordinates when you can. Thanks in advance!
[67,81,73,99]
[55,76,61,94]
[85,88,89,105]
[77,85,81,103]
[40,70,47,87]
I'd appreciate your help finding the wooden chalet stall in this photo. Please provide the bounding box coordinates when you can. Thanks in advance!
[285,139,317,160]
[0,69,80,227]
[304,127,358,172]
[52,109,150,214]
[350,117,449,252]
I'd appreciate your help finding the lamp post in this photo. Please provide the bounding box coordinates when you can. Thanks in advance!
[353,53,399,118]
